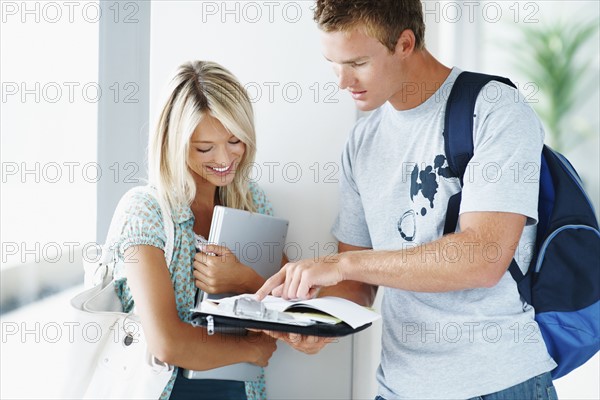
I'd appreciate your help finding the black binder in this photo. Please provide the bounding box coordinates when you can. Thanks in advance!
[190,312,373,337]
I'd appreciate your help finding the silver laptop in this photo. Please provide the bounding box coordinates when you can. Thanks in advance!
[184,206,289,381]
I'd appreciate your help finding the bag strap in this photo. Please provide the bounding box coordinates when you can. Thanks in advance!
[443,71,516,186]
[443,72,515,235]
[442,71,525,283]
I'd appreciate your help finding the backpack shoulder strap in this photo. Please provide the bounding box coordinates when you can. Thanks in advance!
[442,71,516,235]
[443,71,516,182]
[443,71,526,285]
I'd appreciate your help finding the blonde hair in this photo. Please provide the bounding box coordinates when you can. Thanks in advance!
[148,61,257,213]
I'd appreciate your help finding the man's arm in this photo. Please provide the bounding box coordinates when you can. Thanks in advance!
[256,243,374,354]
[256,211,525,300]
[317,242,377,307]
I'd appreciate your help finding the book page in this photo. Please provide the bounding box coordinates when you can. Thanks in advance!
[195,294,380,329]
[262,295,380,329]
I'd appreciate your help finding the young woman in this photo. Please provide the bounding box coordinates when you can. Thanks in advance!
[110,61,277,400]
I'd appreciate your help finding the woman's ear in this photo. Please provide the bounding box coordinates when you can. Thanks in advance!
[395,29,416,57]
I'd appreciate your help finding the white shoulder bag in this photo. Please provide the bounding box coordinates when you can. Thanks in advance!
[64,186,175,399]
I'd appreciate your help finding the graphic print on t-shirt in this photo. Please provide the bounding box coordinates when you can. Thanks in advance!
[397,154,454,242]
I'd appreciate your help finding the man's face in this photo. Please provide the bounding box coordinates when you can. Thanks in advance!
[321,26,406,111]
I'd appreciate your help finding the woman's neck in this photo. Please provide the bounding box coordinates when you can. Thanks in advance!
[192,181,218,210]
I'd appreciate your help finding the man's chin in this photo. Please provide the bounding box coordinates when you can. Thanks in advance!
[354,100,382,112]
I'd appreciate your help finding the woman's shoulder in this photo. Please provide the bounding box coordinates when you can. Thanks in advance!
[109,185,168,256]
[119,185,160,208]
[113,185,164,225]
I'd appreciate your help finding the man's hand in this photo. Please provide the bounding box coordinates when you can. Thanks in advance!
[255,255,345,301]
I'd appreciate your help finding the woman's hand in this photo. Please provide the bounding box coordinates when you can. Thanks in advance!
[193,244,264,294]
[242,332,278,367]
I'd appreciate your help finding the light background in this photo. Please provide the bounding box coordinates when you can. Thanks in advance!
[1,1,598,398]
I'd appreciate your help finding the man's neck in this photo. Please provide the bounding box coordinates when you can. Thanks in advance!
[389,50,451,111]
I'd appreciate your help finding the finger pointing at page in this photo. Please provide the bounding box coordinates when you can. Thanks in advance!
[271,284,284,297]
[254,269,286,300]
[255,257,345,301]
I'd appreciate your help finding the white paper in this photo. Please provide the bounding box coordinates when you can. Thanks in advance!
[275,296,380,329]
[193,294,380,329]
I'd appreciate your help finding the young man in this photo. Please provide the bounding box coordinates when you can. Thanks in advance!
[257,1,558,399]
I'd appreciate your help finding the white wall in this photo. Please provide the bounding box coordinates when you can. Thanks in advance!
[149,1,358,398]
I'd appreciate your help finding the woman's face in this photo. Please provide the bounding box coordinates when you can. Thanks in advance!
[187,114,246,187]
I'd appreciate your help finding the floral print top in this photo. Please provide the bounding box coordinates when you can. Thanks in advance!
[111,182,274,399]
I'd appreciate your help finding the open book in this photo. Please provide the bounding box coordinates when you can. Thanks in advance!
[192,294,380,333]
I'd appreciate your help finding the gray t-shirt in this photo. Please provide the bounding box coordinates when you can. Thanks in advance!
[331,68,556,399]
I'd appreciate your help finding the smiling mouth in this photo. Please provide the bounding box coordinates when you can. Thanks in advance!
[207,162,234,175]
[210,165,229,172]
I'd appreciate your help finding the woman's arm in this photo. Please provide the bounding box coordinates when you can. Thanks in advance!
[125,245,277,370]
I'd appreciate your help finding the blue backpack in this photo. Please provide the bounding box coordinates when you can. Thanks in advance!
[443,71,600,379]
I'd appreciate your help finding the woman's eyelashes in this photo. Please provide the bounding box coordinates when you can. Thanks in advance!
[195,139,242,153]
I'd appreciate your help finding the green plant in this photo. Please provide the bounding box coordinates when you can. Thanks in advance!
[511,19,599,153]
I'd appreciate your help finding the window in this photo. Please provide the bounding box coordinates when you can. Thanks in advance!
[1,0,99,311]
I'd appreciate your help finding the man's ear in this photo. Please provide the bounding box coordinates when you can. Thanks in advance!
[395,29,416,57]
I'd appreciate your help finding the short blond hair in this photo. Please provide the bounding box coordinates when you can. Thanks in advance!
[148,61,257,213]
[313,0,426,52]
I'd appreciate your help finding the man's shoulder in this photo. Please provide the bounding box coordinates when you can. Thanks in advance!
[475,77,530,114]
[448,69,529,115]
